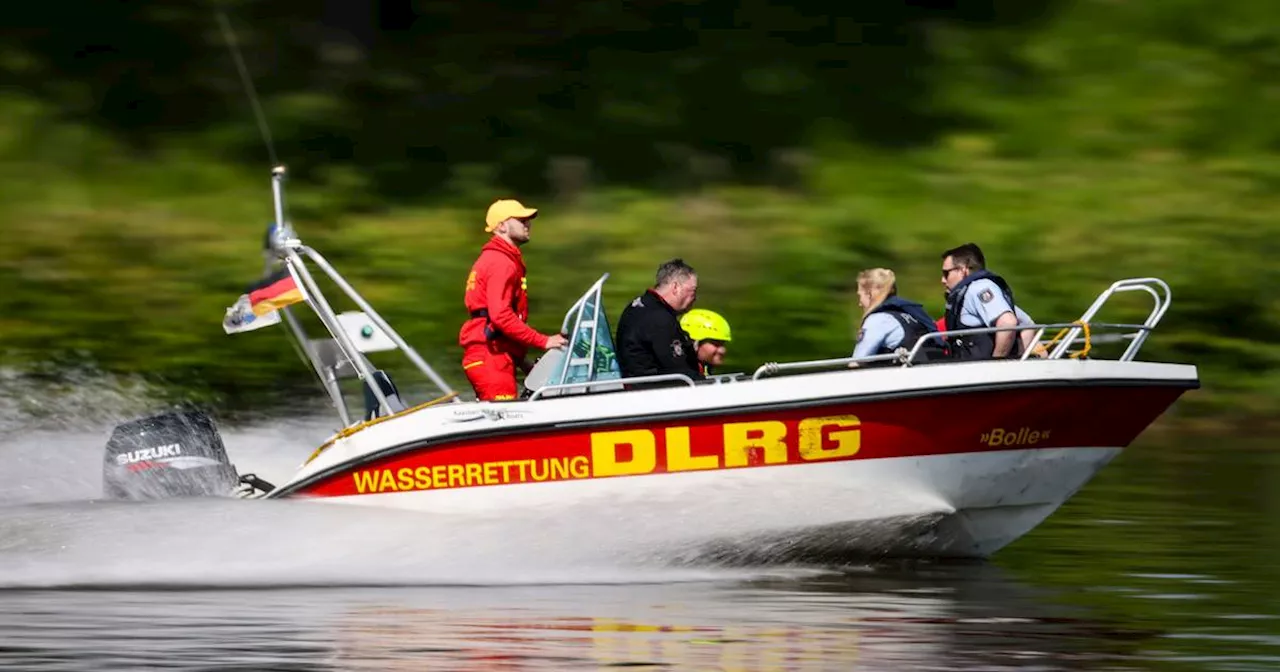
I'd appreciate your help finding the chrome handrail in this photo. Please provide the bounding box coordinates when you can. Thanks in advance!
[751,318,1158,381]
[908,321,1080,365]
[1054,278,1171,361]
[528,373,695,400]
[751,353,902,380]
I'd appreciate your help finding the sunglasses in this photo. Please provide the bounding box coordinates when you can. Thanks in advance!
[941,266,962,278]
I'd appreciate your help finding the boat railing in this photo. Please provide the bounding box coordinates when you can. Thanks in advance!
[707,372,749,384]
[752,277,1173,380]
[1046,277,1170,361]
[903,321,1149,363]
[751,353,902,380]
[527,373,697,401]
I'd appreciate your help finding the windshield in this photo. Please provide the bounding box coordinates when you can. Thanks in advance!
[562,289,621,385]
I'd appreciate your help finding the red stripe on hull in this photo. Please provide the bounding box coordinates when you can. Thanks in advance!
[297,384,1187,498]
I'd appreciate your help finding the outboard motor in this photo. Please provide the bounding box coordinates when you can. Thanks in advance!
[102,409,240,500]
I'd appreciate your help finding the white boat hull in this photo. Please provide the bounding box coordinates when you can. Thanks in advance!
[300,446,1119,560]
[265,360,1193,560]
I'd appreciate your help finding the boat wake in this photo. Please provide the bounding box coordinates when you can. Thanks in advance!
[0,400,880,590]
[0,496,849,590]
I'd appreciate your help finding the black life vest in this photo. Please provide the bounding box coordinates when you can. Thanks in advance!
[943,270,1022,360]
[860,297,944,366]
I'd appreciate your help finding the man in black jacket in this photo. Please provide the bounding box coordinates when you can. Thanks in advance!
[615,258,704,381]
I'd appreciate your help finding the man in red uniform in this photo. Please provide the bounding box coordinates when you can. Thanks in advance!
[459,198,567,401]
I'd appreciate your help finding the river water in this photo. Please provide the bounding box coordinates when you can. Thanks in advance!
[0,393,1276,670]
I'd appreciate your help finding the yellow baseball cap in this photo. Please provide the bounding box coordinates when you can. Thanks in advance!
[485,199,538,233]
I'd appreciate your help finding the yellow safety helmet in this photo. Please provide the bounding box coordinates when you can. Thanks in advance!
[680,309,732,343]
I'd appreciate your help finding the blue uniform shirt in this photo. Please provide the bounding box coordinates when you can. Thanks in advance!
[852,313,903,358]
[1015,306,1033,326]
[959,278,1015,327]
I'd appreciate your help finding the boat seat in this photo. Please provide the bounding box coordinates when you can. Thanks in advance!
[362,370,407,420]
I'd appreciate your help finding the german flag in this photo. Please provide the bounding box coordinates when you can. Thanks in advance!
[247,267,305,316]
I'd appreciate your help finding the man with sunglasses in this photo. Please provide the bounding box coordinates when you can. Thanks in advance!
[939,242,1029,360]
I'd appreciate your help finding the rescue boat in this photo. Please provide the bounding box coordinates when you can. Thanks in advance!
[100,166,1199,561]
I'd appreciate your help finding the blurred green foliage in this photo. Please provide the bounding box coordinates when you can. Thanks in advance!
[0,0,1275,420]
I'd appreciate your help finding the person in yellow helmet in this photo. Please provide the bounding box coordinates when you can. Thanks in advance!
[679,308,732,376]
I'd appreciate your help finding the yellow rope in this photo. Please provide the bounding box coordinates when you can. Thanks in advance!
[303,391,459,465]
[1069,320,1092,359]
[1036,320,1091,359]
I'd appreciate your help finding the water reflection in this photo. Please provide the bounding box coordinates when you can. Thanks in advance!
[0,564,1169,671]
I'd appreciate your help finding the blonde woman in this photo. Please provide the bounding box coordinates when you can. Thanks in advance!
[851,268,940,365]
